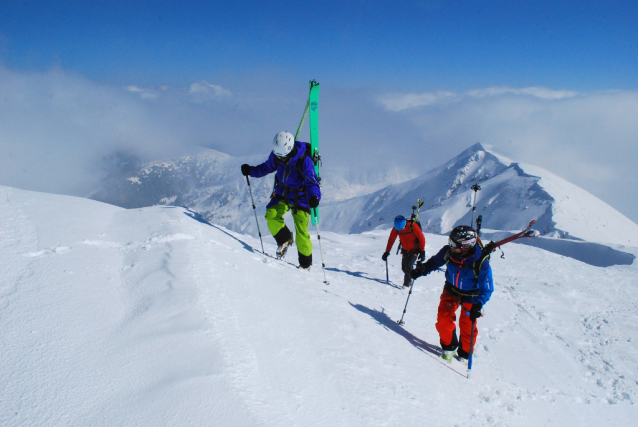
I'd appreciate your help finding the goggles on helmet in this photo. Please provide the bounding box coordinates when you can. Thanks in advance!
[448,236,476,251]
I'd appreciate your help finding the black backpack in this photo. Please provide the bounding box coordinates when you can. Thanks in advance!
[443,238,490,278]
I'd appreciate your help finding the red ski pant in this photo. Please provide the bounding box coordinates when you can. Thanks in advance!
[436,291,478,354]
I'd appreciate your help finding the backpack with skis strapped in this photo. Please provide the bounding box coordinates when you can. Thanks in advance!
[294,80,322,226]
[271,142,314,213]
[294,80,329,284]
[445,220,540,277]
[396,199,425,255]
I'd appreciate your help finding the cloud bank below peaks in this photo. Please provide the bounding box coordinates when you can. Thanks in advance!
[0,67,240,197]
[379,86,580,111]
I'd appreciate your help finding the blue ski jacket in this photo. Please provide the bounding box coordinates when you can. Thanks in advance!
[419,245,494,305]
[250,141,321,211]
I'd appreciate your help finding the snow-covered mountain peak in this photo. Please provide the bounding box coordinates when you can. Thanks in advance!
[91,142,638,246]
[321,144,638,246]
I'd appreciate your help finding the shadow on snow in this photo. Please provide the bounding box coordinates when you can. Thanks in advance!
[350,303,440,355]
[350,303,470,377]
[327,267,402,289]
[183,208,298,268]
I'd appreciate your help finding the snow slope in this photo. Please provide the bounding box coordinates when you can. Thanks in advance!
[321,143,638,246]
[2,185,638,426]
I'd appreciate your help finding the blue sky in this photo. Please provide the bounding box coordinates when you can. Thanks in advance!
[1,1,638,223]
[3,0,637,90]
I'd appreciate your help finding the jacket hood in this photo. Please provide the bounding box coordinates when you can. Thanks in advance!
[289,141,307,163]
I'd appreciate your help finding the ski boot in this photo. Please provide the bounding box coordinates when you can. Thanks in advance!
[440,349,456,363]
[276,237,294,259]
[298,265,311,272]
[454,354,469,366]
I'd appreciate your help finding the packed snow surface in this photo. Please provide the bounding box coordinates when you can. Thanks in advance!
[2,185,638,426]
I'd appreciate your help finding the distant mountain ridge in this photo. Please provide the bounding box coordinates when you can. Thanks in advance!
[91,143,638,246]
[320,143,638,246]
[90,146,413,235]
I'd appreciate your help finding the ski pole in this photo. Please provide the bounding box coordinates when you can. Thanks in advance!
[470,183,481,226]
[396,279,415,326]
[246,176,265,254]
[385,259,389,284]
[467,317,477,379]
[313,209,329,285]
[295,98,310,140]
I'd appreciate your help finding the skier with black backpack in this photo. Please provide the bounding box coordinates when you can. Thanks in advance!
[383,215,426,287]
[410,225,493,364]
[241,131,321,270]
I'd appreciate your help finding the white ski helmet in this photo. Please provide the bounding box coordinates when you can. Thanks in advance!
[272,131,294,157]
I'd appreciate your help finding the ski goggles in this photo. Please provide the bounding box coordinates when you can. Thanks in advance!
[448,237,476,251]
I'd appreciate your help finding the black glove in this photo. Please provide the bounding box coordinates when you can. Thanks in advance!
[418,250,426,261]
[382,252,390,261]
[469,303,483,321]
[410,264,423,279]
[309,195,319,208]
[241,164,251,176]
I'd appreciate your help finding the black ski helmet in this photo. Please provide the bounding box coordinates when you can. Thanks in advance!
[449,225,477,251]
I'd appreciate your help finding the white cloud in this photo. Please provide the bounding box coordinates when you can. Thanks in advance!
[126,85,164,99]
[1,65,636,224]
[379,86,580,111]
[0,67,184,196]
[188,81,232,102]
[380,90,456,111]
[466,86,579,100]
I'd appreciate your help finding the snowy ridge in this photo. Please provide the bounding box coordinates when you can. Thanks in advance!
[91,143,638,245]
[2,184,638,426]
[91,147,415,236]
[321,143,638,246]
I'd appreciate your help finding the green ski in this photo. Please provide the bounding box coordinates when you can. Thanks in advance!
[294,80,329,284]
[308,80,321,226]
[295,80,322,226]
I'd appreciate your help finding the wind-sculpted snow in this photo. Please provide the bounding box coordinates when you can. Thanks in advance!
[2,184,638,426]
[480,230,636,268]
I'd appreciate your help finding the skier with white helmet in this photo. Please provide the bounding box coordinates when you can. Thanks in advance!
[241,131,321,270]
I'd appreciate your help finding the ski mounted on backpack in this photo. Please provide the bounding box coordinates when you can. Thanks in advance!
[410,199,425,232]
[475,215,483,237]
[444,220,540,278]
[295,80,322,225]
[482,220,540,255]
[470,183,481,226]
[295,79,328,285]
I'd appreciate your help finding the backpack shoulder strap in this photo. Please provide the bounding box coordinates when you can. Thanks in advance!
[443,249,451,265]
[473,241,490,278]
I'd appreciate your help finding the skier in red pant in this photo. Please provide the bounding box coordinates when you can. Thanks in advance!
[410,225,493,363]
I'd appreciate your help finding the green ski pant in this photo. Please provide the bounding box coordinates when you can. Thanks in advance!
[265,201,312,256]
